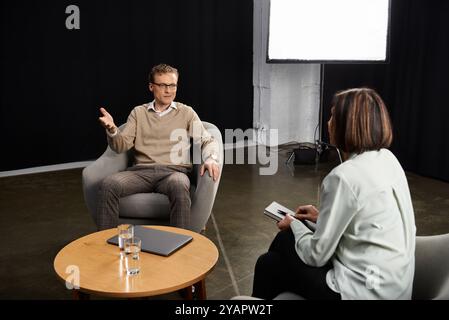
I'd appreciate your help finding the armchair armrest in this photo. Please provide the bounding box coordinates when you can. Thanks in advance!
[82,146,128,221]
[189,121,224,233]
[190,166,222,232]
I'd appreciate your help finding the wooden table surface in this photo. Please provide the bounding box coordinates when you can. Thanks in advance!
[54,225,219,299]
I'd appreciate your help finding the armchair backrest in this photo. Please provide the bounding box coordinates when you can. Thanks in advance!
[118,121,224,186]
[413,233,449,299]
[82,121,224,232]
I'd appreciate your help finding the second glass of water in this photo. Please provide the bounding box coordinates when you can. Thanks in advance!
[118,224,134,258]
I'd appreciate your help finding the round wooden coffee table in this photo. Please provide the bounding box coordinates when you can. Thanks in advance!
[54,225,219,299]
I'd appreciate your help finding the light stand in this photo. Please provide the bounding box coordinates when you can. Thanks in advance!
[314,63,326,164]
[286,63,328,166]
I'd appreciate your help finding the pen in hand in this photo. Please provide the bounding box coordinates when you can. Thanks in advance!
[278,209,300,221]
[277,209,289,216]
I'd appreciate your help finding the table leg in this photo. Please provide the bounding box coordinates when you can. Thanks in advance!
[194,279,207,300]
[179,280,206,300]
[180,286,193,300]
[72,290,90,300]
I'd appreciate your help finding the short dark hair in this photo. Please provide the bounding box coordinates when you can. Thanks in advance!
[148,64,179,83]
[330,88,393,154]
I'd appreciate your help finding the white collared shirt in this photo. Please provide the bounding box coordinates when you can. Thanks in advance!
[290,149,416,300]
[147,101,177,117]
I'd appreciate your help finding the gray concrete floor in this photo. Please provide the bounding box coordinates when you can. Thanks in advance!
[0,149,448,299]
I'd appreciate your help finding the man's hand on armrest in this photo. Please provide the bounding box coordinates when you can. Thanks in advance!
[200,157,220,182]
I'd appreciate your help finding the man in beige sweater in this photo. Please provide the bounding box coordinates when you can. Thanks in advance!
[96,64,220,230]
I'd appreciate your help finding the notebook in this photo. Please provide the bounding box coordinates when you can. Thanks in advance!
[264,201,316,231]
[107,225,193,257]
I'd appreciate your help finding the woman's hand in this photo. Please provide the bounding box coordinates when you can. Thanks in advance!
[277,214,296,231]
[295,205,319,223]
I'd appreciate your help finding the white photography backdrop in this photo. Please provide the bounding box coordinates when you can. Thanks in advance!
[268,0,390,62]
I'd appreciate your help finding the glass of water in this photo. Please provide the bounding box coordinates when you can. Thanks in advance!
[124,236,141,276]
[118,224,134,258]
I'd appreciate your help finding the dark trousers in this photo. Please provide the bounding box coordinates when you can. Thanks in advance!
[252,229,341,300]
[96,165,191,230]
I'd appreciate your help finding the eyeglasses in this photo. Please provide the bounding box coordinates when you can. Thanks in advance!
[152,83,178,90]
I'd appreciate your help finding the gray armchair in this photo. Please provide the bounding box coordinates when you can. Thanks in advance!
[412,233,449,299]
[232,233,449,300]
[82,121,223,233]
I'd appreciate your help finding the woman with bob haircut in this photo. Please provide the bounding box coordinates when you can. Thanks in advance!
[252,88,416,300]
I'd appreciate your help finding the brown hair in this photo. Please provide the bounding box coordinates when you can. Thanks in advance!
[329,88,393,154]
[148,64,179,83]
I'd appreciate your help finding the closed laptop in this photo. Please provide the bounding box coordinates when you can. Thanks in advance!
[107,225,193,257]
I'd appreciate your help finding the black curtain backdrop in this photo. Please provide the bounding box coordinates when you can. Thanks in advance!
[0,0,253,171]
[322,0,449,182]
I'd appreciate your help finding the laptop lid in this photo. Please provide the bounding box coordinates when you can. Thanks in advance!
[107,225,193,257]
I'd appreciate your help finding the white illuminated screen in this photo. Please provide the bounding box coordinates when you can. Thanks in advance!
[268,0,390,61]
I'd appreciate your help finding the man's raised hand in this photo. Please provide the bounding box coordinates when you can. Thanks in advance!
[99,107,116,133]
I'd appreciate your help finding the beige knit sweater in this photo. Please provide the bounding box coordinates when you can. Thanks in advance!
[107,102,219,168]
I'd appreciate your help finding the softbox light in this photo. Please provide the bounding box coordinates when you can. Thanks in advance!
[268,0,391,63]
